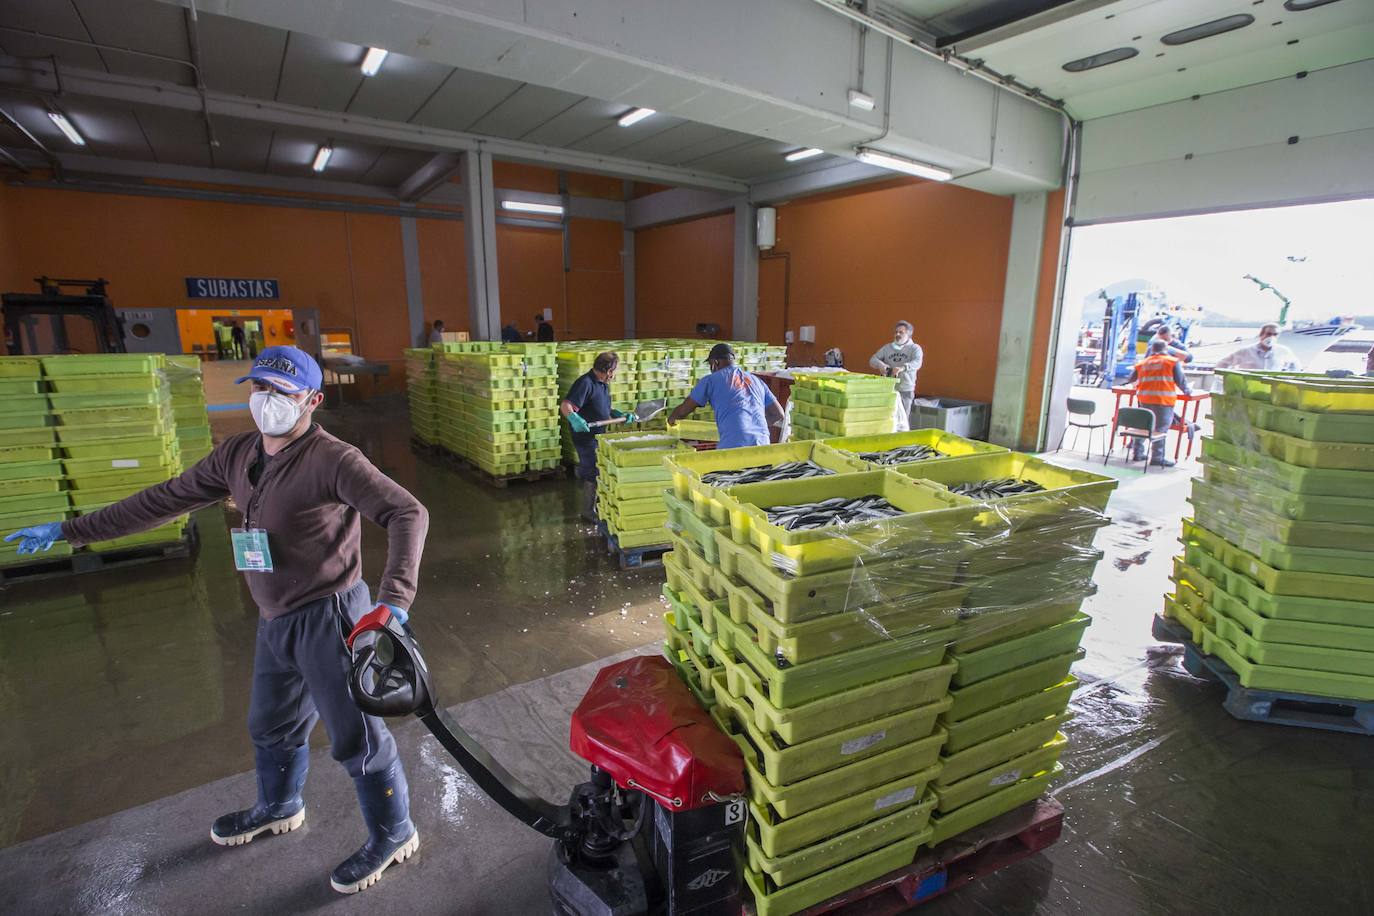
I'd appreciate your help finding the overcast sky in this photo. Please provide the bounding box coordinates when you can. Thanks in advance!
[1064,198,1374,322]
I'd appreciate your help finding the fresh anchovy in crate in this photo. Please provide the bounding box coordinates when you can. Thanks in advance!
[857,444,943,465]
[949,477,1046,499]
[700,460,835,487]
[765,495,903,530]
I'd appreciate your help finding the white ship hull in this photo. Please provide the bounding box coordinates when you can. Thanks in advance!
[1187,323,1361,369]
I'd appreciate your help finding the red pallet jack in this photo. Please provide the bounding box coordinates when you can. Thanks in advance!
[346,609,1064,915]
[347,608,749,915]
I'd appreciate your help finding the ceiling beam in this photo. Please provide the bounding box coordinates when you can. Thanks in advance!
[396,153,462,202]
[44,152,405,200]
[749,160,892,205]
[624,187,740,231]
[0,56,751,193]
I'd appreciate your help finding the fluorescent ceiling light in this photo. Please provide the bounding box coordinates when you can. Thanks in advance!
[617,107,655,127]
[847,89,875,110]
[47,111,85,146]
[360,47,389,77]
[785,148,825,162]
[312,146,333,172]
[855,148,952,181]
[501,200,565,216]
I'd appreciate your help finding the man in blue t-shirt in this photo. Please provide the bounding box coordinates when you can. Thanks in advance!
[668,343,783,449]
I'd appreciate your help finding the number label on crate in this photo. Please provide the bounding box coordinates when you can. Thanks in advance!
[112,459,141,468]
[840,729,887,756]
[873,786,917,812]
[723,799,745,826]
[989,769,1023,788]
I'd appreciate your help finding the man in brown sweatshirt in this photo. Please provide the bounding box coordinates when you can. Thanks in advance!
[7,345,429,895]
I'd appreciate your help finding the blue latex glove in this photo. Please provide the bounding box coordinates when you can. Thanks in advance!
[611,409,629,421]
[380,603,409,626]
[4,522,65,555]
[567,412,591,434]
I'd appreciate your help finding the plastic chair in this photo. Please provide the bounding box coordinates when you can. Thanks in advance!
[1106,406,1165,472]
[1057,397,1108,457]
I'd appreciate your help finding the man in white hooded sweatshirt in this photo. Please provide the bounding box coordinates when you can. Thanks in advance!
[870,320,924,431]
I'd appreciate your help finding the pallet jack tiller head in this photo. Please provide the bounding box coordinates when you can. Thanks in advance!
[346,607,747,916]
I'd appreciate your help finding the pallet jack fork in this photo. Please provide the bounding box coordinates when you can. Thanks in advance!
[345,607,748,916]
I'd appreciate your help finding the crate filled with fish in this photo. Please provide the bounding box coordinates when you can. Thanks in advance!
[1164,370,1374,703]
[661,441,871,526]
[827,429,1007,477]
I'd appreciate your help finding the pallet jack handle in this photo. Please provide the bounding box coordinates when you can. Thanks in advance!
[346,609,578,846]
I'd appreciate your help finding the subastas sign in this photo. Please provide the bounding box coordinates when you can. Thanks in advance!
[184,277,280,300]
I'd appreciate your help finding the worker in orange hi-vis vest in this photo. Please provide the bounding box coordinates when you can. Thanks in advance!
[1126,339,1192,467]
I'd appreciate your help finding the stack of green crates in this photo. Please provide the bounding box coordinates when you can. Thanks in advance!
[658,450,1112,916]
[454,350,532,477]
[790,372,898,440]
[1166,369,1374,701]
[508,343,561,471]
[403,348,440,445]
[165,355,213,466]
[596,431,688,549]
[44,353,188,553]
[0,356,69,566]
[435,352,468,458]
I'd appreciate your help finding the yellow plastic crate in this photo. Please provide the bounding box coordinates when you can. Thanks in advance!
[745,796,934,888]
[926,763,1062,846]
[932,733,1067,813]
[910,452,1117,519]
[827,429,1008,472]
[663,441,870,525]
[744,830,923,916]
[943,650,1085,723]
[1269,378,1374,414]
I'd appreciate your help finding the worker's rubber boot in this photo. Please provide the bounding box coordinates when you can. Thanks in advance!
[329,762,419,894]
[582,480,598,523]
[210,745,309,846]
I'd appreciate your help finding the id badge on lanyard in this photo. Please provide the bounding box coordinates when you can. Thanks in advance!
[231,527,274,572]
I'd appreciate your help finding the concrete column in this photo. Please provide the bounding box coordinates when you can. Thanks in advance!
[400,215,425,347]
[732,201,759,341]
[460,150,501,339]
[623,228,636,338]
[988,192,1048,448]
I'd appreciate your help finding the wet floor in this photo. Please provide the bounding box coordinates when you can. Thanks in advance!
[2,408,1372,914]
[0,397,665,847]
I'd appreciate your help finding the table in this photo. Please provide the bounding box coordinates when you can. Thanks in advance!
[1109,386,1210,460]
[321,358,390,406]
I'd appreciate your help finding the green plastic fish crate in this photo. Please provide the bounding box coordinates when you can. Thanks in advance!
[1223,536,1374,603]
[609,526,670,549]
[65,466,175,490]
[1198,626,1374,701]
[45,374,163,393]
[941,676,1076,753]
[951,597,1088,654]
[746,796,934,888]
[932,733,1066,813]
[599,433,691,466]
[959,550,1102,612]
[0,394,49,416]
[720,470,979,576]
[1269,378,1374,414]
[716,643,955,743]
[87,520,187,552]
[61,436,175,460]
[712,610,953,707]
[0,477,63,498]
[713,527,964,623]
[744,829,923,916]
[791,412,891,437]
[719,576,967,665]
[927,763,1062,847]
[663,489,725,562]
[1163,595,1208,643]
[749,763,942,858]
[1252,428,1374,471]
[714,685,947,785]
[664,441,870,525]
[944,649,1085,723]
[40,354,162,376]
[1,540,74,566]
[1210,587,1374,650]
[1208,604,1374,676]
[827,429,1007,471]
[0,379,41,395]
[1216,369,1324,401]
[937,711,1072,786]
[1198,462,1374,525]
[949,615,1092,687]
[810,403,896,423]
[0,491,69,515]
[3,426,57,447]
[0,445,56,464]
[0,460,63,482]
[0,357,42,378]
[0,507,70,534]
[1254,401,1374,444]
[52,403,167,425]
[911,452,1116,517]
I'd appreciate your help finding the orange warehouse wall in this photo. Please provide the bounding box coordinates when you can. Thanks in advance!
[496,224,564,334]
[770,181,1014,403]
[634,213,734,339]
[417,219,468,335]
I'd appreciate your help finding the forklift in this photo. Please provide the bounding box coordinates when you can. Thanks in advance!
[1,277,126,355]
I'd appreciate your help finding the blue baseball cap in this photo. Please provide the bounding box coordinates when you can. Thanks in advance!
[235,346,323,393]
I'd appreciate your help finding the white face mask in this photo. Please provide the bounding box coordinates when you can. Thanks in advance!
[1259,336,1275,350]
[250,389,310,437]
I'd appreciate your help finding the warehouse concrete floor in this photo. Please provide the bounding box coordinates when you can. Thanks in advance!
[1,398,1371,915]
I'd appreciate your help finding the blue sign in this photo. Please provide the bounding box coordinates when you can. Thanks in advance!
[185,277,280,300]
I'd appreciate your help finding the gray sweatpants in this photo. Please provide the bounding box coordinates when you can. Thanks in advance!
[248,580,398,778]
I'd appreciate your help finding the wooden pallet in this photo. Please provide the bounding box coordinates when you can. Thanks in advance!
[601,524,670,570]
[1153,614,1374,735]
[791,797,1065,915]
[0,520,200,585]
